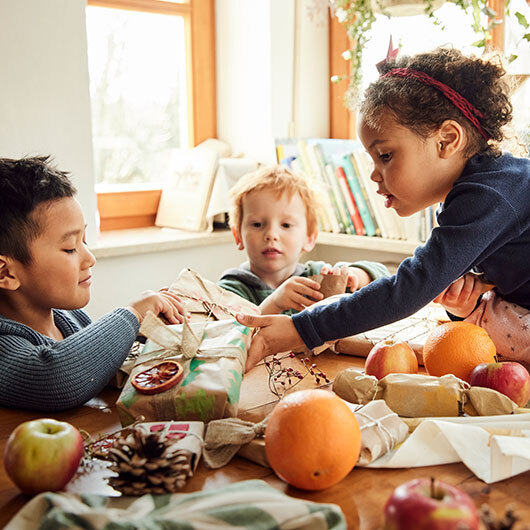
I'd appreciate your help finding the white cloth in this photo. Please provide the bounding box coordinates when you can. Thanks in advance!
[365,413,530,483]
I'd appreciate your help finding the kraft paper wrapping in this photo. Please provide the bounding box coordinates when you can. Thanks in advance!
[116,312,252,426]
[352,400,409,465]
[116,269,260,382]
[333,369,518,418]
[169,268,261,322]
[308,273,348,299]
[334,304,449,361]
[202,399,409,469]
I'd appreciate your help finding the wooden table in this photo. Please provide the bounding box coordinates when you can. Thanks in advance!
[1,353,529,529]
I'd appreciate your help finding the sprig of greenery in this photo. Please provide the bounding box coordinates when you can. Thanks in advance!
[330,0,529,99]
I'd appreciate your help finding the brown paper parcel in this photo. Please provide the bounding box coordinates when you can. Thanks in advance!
[169,268,261,322]
[333,369,518,418]
[202,398,409,469]
[115,269,260,384]
[308,273,348,299]
[117,312,251,426]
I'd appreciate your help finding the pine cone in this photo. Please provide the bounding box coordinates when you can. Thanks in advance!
[104,428,193,495]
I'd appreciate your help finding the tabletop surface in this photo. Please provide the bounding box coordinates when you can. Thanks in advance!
[1,352,529,529]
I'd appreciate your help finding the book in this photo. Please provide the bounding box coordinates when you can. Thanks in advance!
[335,165,365,235]
[348,154,381,237]
[334,154,377,237]
[156,143,220,232]
[351,149,400,239]
[312,143,355,234]
[296,139,340,233]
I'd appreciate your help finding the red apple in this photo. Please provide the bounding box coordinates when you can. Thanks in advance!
[365,340,418,379]
[469,361,530,407]
[384,477,479,530]
[3,418,84,495]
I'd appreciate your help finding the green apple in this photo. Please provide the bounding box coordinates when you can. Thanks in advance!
[3,418,84,495]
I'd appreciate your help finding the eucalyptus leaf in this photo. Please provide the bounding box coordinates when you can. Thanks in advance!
[515,11,529,29]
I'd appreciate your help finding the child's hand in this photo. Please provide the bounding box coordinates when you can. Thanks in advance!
[127,290,185,324]
[320,264,371,292]
[235,313,305,371]
[260,277,323,314]
[433,273,494,318]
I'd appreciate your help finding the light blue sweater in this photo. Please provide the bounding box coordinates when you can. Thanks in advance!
[0,307,139,411]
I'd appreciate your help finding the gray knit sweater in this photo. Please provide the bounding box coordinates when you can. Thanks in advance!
[0,307,139,411]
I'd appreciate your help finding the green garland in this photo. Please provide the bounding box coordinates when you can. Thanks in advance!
[331,0,530,102]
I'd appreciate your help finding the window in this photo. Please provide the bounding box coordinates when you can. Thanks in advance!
[86,0,216,230]
[86,6,188,186]
[330,0,530,144]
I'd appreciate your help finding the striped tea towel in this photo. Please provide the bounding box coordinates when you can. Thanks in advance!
[6,479,346,530]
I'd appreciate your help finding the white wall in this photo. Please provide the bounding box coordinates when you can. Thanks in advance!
[0,0,98,244]
[216,0,329,163]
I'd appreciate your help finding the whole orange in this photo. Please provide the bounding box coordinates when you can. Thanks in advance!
[423,322,497,382]
[265,389,361,490]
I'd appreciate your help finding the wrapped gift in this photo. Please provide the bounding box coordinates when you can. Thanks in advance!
[116,269,259,386]
[333,369,519,417]
[353,400,409,465]
[117,312,252,426]
[169,268,261,322]
[308,273,348,298]
[334,304,449,362]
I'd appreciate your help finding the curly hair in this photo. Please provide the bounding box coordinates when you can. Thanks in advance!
[229,165,320,236]
[361,47,513,157]
[0,156,76,264]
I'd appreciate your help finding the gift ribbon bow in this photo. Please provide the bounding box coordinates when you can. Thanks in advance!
[138,311,247,367]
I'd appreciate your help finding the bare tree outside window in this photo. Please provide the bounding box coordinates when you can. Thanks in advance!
[86,6,188,186]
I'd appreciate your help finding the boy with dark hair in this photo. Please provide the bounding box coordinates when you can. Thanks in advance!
[0,156,184,411]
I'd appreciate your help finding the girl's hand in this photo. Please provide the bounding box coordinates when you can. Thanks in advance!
[433,273,494,318]
[321,264,371,292]
[260,276,323,314]
[235,313,305,371]
[127,290,185,324]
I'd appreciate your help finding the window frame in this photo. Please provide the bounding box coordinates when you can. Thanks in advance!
[88,0,217,231]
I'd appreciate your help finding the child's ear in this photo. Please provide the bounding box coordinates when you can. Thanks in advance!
[231,226,245,251]
[302,230,318,253]
[0,257,21,290]
[437,120,466,158]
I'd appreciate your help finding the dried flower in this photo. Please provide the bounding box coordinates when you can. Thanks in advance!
[262,351,330,400]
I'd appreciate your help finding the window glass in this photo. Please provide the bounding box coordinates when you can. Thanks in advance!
[86,6,188,187]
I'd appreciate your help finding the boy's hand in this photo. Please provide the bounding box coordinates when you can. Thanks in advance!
[433,273,494,318]
[260,277,323,314]
[320,264,371,292]
[235,313,304,371]
[127,290,185,325]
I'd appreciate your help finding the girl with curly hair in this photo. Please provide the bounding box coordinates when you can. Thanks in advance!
[238,47,530,370]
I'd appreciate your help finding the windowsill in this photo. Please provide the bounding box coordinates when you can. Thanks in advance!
[90,226,234,259]
[89,226,422,260]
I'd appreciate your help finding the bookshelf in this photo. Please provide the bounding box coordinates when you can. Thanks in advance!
[276,137,435,251]
[317,231,421,255]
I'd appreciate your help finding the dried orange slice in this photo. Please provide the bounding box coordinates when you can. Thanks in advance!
[132,361,184,395]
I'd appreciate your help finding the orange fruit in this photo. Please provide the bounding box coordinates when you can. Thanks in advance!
[265,389,361,490]
[423,322,497,382]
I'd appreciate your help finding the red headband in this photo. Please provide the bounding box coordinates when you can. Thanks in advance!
[381,68,490,141]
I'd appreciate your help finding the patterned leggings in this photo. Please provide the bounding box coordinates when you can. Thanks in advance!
[465,291,530,367]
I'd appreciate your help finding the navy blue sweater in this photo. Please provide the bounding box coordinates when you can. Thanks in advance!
[0,308,139,411]
[292,153,530,349]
